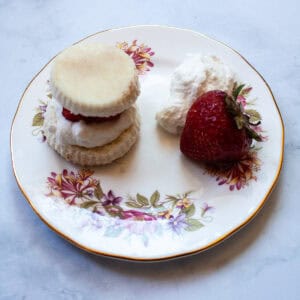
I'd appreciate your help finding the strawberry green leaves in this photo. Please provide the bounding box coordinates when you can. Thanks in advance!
[232,83,245,100]
[226,83,263,142]
[245,109,262,124]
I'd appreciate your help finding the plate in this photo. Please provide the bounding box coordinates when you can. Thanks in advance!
[11,25,284,261]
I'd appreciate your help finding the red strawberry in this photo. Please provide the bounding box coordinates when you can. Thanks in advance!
[62,108,120,124]
[62,108,82,122]
[180,84,262,165]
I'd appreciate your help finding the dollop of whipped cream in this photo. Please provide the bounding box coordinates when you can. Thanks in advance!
[156,54,235,135]
[48,99,136,148]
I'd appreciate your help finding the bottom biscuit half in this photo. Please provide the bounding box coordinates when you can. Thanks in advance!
[43,102,140,166]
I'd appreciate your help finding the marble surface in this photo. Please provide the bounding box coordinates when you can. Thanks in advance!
[1,0,299,299]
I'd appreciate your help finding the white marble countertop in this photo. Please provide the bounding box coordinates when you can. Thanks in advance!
[1,0,299,299]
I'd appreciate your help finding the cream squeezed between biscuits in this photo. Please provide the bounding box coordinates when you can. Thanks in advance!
[46,99,138,148]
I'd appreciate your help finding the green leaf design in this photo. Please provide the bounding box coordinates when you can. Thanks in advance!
[47,93,52,99]
[94,182,104,200]
[245,109,262,123]
[80,201,99,209]
[136,193,149,206]
[185,218,204,231]
[165,195,178,202]
[183,191,193,198]
[32,112,44,127]
[150,190,160,207]
[183,204,195,217]
[125,201,142,208]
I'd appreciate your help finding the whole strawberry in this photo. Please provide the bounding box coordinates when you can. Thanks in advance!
[180,84,262,165]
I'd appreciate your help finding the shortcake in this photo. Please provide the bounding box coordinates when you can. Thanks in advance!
[43,42,140,166]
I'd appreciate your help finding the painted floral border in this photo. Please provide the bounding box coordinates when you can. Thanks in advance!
[116,40,155,75]
[46,169,214,243]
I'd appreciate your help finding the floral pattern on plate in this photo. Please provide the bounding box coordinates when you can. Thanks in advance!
[116,40,155,74]
[31,91,51,142]
[46,169,214,243]
[205,147,261,190]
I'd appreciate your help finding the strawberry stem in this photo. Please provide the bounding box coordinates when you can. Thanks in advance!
[225,83,262,142]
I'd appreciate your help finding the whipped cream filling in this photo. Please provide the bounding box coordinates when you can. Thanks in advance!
[46,99,136,148]
[156,54,235,135]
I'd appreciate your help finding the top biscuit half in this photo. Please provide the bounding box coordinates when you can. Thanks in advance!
[50,43,140,117]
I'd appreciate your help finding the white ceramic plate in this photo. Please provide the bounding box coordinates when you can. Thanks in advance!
[11,25,284,261]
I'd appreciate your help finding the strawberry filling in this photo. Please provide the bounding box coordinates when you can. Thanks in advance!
[62,108,120,124]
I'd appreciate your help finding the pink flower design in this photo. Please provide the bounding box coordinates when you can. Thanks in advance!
[47,169,98,205]
[121,210,157,221]
[205,149,261,191]
[201,202,214,214]
[116,40,155,75]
